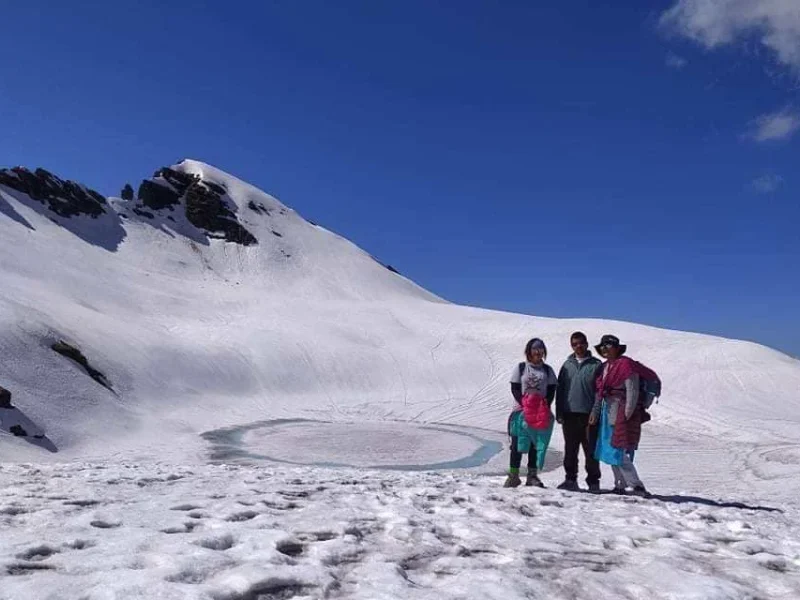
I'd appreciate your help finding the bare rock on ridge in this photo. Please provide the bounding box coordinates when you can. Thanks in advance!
[0,167,107,219]
[134,166,257,246]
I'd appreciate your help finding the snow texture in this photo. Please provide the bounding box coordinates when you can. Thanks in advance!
[0,463,798,600]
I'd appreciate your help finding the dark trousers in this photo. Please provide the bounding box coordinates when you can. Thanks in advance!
[562,412,600,484]
[510,437,537,472]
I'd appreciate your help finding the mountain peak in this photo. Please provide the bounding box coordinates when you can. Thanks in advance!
[131,162,258,246]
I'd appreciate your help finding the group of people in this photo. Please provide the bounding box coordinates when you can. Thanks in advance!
[504,332,650,496]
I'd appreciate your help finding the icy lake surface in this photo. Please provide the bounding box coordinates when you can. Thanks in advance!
[202,420,505,471]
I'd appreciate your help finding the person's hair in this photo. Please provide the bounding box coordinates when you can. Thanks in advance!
[524,338,547,361]
[570,331,587,343]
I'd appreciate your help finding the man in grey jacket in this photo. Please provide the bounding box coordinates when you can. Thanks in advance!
[555,332,602,492]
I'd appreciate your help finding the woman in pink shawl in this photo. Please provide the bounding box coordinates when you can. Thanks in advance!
[589,335,648,496]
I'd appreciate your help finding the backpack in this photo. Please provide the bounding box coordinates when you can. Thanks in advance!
[631,360,661,408]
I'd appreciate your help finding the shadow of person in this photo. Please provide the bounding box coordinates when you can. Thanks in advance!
[645,493,781,513]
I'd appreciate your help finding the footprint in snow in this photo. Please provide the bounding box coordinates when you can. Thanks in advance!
[0,506,29,516]
[225,510,259,522]
[261,499,300,511]
[63,539,95,551]
[6,562,57,576]
[195,533,235,551]
[275,539,305,557]
[63,499,100,507]
[539,499,564,508]
[277,489,311,499]
[160,522,200,534]
[165,564,215,585]
[170,503,203,512]
[216,578,317,600]
[297,531,338,542]
[15,545,60,561]
[524,548,619,573]
[90,520,121,529]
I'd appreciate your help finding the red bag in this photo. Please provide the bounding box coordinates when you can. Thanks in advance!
[521,392,551,430]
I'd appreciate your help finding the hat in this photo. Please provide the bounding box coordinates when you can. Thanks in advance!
[594,334,627,356]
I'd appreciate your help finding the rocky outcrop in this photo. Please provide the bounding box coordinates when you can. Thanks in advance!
[121,184,134,201]
[0,385,11,407]
[134,166,257,246]
[1,163,258,247]
[137,179,181,211]
[51,341,113,392]
[184,181,258,246]
[0,167,107,218]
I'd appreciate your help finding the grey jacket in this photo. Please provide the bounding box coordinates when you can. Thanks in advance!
[555,353,601,418]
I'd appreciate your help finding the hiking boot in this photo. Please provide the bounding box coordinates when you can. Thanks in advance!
[503,473,522,488]
[556,479,580,492]
[587,482,601,494]
[611,486,627,495]
[631,485,649,498]
[526,473,545,488]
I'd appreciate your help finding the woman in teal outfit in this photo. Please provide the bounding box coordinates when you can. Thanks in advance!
[504,338,557,488]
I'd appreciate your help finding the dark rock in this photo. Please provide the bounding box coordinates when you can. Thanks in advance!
[9,425,27,437]
[133,166,258,246]
[154,167,198,196]
[51,341,113,392]
[0,167,107,218]
[136,180,180,211]
[184,182,257,246]
[271,230,282,237]
[247,200,270,215]
[121,184,134,201]
[385,264,401,275]
[202,180,227,196]
[0,385,11,408]
[132,207,154,219]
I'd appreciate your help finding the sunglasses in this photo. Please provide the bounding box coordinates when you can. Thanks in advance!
[570,340,588,347]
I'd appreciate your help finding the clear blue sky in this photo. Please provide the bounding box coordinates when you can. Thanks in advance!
[1,1,798,356]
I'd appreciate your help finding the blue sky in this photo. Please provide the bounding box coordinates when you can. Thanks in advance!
[1,1,798,356]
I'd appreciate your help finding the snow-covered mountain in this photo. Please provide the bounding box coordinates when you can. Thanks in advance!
[2,159,800,499]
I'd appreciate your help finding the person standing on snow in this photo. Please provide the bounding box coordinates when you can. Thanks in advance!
[505,338,557,488]
[555,332,602,492]
[589,334,648,496]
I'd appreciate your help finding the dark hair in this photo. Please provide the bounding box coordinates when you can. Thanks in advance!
[570,331,587,343]
[524,338,547,361]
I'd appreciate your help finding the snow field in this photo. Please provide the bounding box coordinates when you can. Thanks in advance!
[1,463,799,600]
